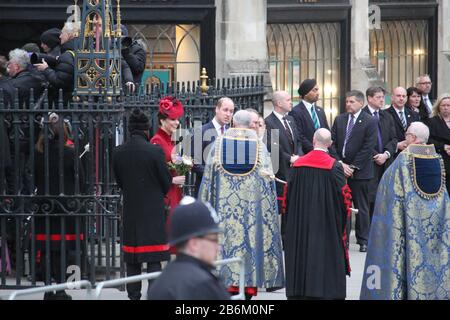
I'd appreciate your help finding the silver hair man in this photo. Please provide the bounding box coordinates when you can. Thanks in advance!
[233,110,252,128]
[406,122,430,144]
[8,49,30,70]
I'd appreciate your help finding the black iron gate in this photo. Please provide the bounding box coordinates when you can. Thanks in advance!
[0,76,265,289]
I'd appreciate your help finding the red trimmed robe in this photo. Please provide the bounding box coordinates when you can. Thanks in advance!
[285,150,351,300]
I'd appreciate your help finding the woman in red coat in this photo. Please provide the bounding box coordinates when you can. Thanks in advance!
[150,97,185,212]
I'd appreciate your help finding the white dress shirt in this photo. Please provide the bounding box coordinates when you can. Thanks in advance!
[303,100,321,127]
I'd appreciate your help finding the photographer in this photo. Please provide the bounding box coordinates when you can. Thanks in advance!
[34,22,78,105]
[40,28,61,57]
[117,24,146,88]
[7,48,46,105]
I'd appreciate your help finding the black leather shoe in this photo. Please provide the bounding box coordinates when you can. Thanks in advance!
[359,244,368,252]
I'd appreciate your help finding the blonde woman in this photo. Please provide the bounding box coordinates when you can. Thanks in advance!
[426,94,450,194]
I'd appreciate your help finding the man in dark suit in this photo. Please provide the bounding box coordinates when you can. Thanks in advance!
[265,91,303,248]
[386,87,420,157]
[290,79,330,154]
[363,87,398,221]
[415,74,434,117]
[191,97,235,197]
[331,90,377,252]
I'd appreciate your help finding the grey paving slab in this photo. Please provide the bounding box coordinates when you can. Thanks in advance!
[0,232,366,300]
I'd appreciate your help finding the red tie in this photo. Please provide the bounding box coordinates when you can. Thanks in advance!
[220,126,224,135]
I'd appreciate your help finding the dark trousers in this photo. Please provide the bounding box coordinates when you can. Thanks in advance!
[126,262,162,300]
[368,164,385,222]
[347,179,370,246]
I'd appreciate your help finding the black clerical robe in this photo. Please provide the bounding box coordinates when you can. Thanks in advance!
[285,150,351,300]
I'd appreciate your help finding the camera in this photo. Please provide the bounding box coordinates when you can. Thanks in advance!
[121,37,132,50]
[30,53,58,67]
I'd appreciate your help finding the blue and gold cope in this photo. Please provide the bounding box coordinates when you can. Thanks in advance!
[361,144,450,300]
[199,128,285,289]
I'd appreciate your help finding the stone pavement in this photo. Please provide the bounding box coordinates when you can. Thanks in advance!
[0,232,366,300]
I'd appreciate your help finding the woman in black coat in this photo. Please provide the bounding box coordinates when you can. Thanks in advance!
[425,95,450,194]
[406,87,429,121]
[34,113,85,299]
[113,109,172,300]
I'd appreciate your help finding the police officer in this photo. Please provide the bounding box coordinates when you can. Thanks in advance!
[147,197,230,300]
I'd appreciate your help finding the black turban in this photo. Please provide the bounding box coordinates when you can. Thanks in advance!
[128,108,149,132]
[298,79,317,97]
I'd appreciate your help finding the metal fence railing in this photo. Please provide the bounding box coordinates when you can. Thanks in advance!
[0,77,265,290]
[3,257,245,300]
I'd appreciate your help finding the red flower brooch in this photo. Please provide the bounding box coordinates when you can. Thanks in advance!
[159,96,184,119]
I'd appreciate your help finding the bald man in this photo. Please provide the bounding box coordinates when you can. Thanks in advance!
[387,87,420,157]
[265,91,304,248]
[285,128,350,300]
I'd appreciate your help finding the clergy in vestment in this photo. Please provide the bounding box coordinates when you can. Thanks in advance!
[198,110,285,299]
[285,128,351,300]
[360,122,450,300]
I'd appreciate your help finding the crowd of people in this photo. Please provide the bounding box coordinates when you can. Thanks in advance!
[111,74,449,301]
[0,19,449,300]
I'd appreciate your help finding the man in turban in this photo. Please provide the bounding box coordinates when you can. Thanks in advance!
[290,78,331,154]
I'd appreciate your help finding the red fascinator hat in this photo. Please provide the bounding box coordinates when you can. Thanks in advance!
[159,96,184,120]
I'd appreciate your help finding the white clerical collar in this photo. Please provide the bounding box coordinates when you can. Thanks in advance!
[314,147,328,153]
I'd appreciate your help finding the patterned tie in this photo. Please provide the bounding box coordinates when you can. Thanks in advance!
[344,114,355,145]
[282,116,294,153]
[399,111,407,130]
[423,97,432,116]
[311,105,320,130]
[374,111,383,153]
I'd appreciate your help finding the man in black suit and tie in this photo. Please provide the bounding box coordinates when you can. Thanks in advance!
[290,79,330,154]
[191,97,235,197]
[363,87,398,221]
[386,87,420,157]
[331,90,377,252]
[265,91,304,247]
[415,74,434,117]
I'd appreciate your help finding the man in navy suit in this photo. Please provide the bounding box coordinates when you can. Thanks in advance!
[362,87,398,221]
[265,91,303,249]
[290,79,330,154]
[331,90,377,252]
[386,87,420,158]
[191,97,235,197]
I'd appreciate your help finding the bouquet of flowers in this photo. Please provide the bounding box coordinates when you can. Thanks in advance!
[168,154,194,176]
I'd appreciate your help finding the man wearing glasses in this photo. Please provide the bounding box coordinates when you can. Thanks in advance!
[147,197,230,300]
[361,122,450,300]
[416,74,434,117]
